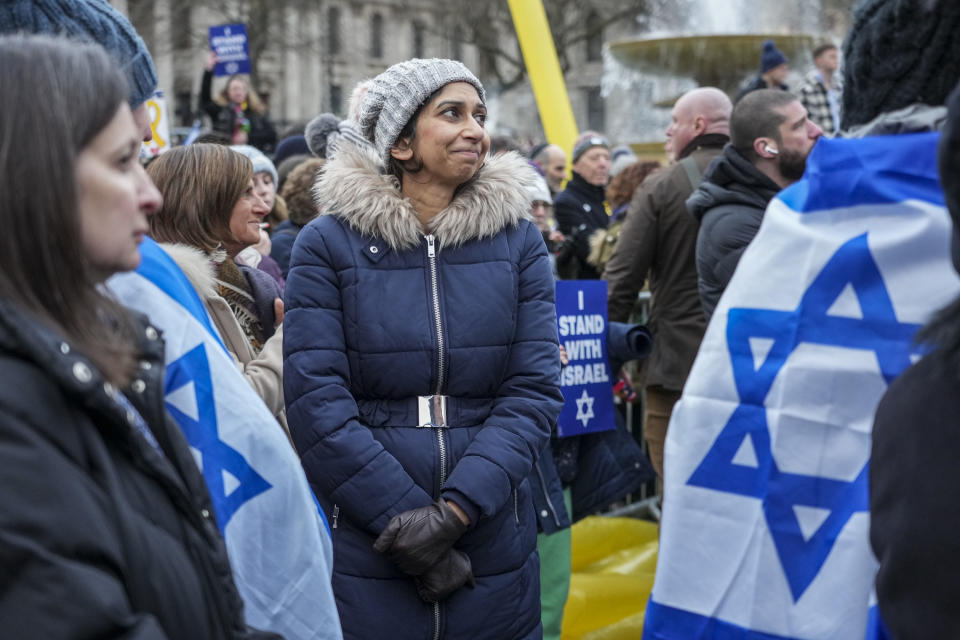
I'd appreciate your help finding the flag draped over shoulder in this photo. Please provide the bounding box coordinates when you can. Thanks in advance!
[645,132,958,639]
[108,238,341,640]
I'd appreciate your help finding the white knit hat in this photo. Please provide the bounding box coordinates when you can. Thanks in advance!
[526,175,552,205]
[358,58,485,167]
[230,145,277,185]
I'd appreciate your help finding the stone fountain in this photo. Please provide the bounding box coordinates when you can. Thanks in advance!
[608,33,815,96]
[602,0,826,157]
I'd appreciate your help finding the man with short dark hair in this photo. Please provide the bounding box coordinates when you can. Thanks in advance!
[689,89,822,320]
[799,43,842,135]
[736,40,790,103]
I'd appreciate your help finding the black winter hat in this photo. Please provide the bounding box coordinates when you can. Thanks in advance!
[273,135,310,166]
[760,40,787,74]
[842,0,960,129]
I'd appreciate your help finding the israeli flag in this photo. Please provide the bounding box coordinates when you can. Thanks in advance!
[108,239,341,640]
[644,132,958,639]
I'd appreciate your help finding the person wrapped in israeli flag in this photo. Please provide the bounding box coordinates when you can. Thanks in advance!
[643,122,958,638]
[108,238,342,640]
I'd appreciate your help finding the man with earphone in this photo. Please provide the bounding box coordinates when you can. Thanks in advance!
[687,89,823,321]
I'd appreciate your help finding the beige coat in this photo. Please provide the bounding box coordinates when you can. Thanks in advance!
[162,243,289,437]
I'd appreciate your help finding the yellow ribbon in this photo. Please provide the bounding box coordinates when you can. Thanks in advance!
[146,98,167,150]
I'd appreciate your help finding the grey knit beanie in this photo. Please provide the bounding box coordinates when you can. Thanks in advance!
[358,58,485,167]
[571,131,610,164]
[0,0,158,108]
[230,145,278,185]
[305,113,373,159]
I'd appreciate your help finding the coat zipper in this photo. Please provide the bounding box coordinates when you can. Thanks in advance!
[427,235,448,488]
[332,504,339,529]
[427,234,446,640]
[514,488,520,524]
[427,235,446,393]
[534,460,562,528]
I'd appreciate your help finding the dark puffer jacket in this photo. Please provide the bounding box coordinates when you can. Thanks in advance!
[0,300,278,640]
[270,219,301,278]
[553,172,609,279]
[283,144,563,640]
[687,144,782,320]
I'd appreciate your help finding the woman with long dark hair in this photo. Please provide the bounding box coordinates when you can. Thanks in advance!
[283,59,563,638]
[0,34,278,639]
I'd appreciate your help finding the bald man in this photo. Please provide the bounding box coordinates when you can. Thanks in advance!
[604,87,732,485]
[531,143,568,195]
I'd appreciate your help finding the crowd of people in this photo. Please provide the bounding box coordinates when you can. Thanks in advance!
[1,0,959,638]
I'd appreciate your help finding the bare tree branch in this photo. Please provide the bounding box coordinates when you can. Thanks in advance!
[431,0,658,90]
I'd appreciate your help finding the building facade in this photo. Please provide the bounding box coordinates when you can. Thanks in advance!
[111,0,627,144]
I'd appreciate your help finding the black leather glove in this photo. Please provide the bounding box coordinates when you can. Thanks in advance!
[415,549,476,603]
[373,500,468,575]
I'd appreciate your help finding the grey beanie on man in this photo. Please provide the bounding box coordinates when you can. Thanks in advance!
[357,58,485,167]
[0,0,158,108]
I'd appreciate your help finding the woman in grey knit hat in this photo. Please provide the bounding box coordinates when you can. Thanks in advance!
[284,58,562,639]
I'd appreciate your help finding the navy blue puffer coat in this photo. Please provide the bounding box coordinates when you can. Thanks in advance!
[283,144,563,640]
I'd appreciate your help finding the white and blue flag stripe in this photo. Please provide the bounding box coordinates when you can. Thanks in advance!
[109,238,341,640]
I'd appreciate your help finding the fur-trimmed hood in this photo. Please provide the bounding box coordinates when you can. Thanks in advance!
[314,142,538,251]
[159,243,218,299]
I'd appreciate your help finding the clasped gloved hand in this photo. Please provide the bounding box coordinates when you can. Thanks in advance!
[415,548,476,603]
[373,500,468,575]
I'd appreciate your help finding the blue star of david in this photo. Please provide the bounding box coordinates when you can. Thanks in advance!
[165,344,271,531]
[688,233,923,601]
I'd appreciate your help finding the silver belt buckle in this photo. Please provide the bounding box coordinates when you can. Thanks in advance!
[417,395,448,428]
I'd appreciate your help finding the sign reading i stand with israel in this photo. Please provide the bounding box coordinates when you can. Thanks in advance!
[556,280,615,437]
[108,238,341,640]
[209,24,251,77]
[643,131,960,639]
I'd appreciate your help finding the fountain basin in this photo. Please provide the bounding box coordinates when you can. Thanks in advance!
[609,33,815,93]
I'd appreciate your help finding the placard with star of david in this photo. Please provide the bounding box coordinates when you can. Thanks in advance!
[555,280,616,437]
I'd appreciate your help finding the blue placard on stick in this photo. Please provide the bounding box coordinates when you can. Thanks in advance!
[209,24,251,76]
[556,280,615,437]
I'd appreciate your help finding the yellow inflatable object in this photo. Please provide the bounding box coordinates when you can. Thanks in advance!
[561,517,658,639]
[506,0,579,181]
